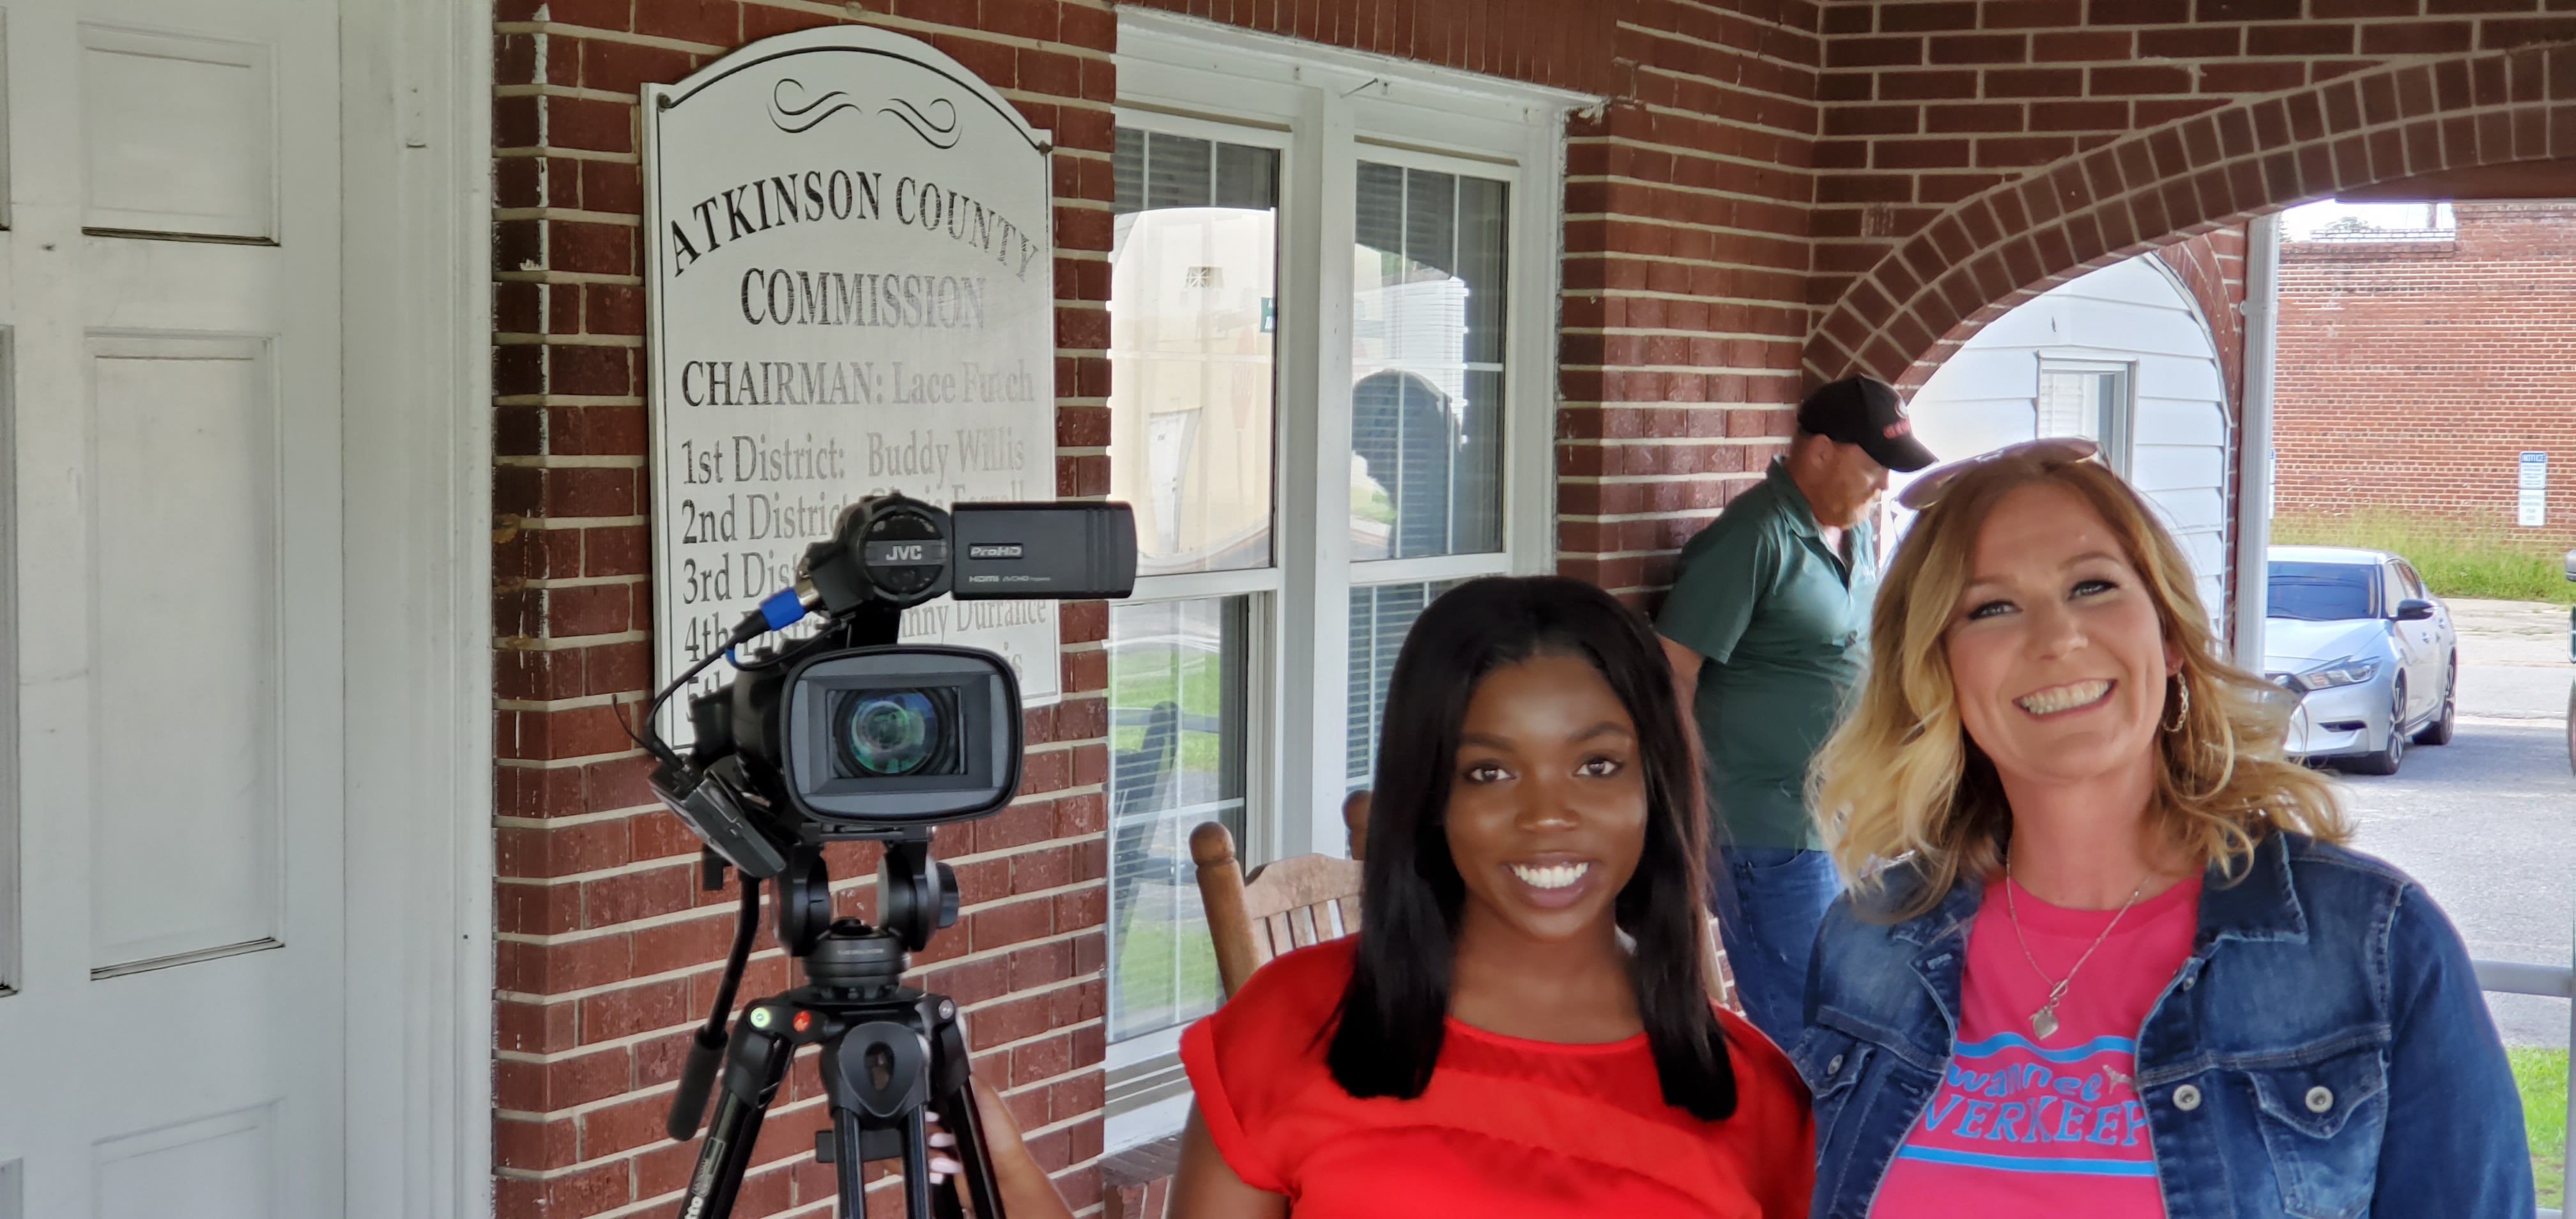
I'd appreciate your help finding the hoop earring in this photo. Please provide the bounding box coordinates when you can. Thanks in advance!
[2163,674,2191,733]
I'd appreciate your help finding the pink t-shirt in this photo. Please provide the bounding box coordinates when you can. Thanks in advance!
[1869,872,2202,1218]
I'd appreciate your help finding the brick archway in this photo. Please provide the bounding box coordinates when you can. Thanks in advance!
[1807,42,2576,385]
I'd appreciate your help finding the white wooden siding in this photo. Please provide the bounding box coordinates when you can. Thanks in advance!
[1894,256,2235,623]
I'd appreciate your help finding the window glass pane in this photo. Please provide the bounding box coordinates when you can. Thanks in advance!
[1144,134,1211,210]
[1345,579,1466,787]
[1110,129,1279,576]
[2035,367,2131,477]
[1113,128,1144,213]
[2034,370,2106,443]
[2267,561,2375,622]
[1351,163,1508,560]
[1457,177,1508,365]
[1107,596,1249,1043]
[1215,143,1276,211]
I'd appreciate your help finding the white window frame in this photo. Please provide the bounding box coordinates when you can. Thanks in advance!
[2035,356,2137,480]
[1098,105,1293,1138]
[0,330,13,998]
[1121,10,1585,866]
[1103,13,1593,1147]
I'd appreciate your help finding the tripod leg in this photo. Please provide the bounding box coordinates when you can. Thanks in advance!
[677,1018,792,1219]
[937,1082,1008,1219]
[830,1108,867,1219]
[902,1107,935,1219]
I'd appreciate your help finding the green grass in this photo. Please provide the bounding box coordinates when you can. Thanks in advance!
[2272,510,2576,604]
[1111,645,1223,712]
[1352,480,1395,525]
[1110,643,1228,774]
[1110,908,1222,1039]
[2515,1046,2568,1211]
[1111,724,1224,776]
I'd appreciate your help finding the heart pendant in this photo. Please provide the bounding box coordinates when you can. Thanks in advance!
[2031,1008,2060,1039]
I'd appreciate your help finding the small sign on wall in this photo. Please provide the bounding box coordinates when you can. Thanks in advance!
[641,27,1059,735]
[2519,451,2548,528]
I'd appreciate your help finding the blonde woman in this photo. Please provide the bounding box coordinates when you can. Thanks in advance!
[1795,439,2531,1219]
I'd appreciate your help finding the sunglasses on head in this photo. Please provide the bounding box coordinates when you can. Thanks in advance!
[1893,436,2100,511]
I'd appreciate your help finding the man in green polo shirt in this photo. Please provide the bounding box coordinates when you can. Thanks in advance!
[1656,375,1934,1046]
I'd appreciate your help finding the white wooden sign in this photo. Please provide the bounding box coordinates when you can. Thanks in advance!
[643,27,1059,730]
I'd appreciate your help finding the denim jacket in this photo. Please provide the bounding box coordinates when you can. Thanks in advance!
[1792,832,2534,1219]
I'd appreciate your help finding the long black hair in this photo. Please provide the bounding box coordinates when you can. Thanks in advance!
[1325,576,1738,1120]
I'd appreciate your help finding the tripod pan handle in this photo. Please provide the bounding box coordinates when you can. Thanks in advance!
[666,1026,728,1141]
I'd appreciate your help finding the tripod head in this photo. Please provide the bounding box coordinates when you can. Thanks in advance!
[663,815,1004,1219]
[770,829,959,960]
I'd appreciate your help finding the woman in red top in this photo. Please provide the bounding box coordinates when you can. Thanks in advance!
[949,576,1813,1218]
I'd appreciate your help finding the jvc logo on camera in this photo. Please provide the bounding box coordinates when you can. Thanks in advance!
[862,539,950,566]
[967,543,1023,560]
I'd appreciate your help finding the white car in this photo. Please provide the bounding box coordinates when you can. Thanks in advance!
[2266,546,2458,776]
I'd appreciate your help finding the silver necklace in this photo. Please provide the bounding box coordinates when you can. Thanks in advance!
[2004,859,2146,1039]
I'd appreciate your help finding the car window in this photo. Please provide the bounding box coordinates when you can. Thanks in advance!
[2268,560,2377,622]
[2395,560,2429,601]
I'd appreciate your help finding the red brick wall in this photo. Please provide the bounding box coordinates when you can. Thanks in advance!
[2155,226,2251,410]
[1123,3,1829,606]
[1124,0,1618,94]
[2273,201,2576,546]
[1895,225,2248,398]
[1804,15,2576,390]
[1554,1,1825,602]
[490,2,1116,1215]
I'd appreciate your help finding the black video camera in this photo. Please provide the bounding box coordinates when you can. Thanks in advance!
[645,496,1137,1219]
[645,493,1137,883]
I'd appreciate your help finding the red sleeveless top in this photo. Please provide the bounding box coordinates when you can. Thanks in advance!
[1178,939,1814,1218]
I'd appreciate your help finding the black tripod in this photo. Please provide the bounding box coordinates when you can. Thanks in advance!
[664,835,1009,1219]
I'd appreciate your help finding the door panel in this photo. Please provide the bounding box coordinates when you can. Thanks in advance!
[78,25,275,241]
[89,336,280,972]
[0,0,342,1212]
[93,1104,275,1219]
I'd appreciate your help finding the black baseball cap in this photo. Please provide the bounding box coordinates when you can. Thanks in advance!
[1796,375,1937,473]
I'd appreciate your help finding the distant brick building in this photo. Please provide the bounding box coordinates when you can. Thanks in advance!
[2273,201,2576,546]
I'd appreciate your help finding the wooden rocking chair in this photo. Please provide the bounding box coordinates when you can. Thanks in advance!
[1188,793,1372,998]
[1189,790,1740,1012]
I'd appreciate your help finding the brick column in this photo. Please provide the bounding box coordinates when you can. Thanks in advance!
[1556,3,1823,607]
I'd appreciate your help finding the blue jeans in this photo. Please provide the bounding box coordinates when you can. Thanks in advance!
[1713,846,1841,1050]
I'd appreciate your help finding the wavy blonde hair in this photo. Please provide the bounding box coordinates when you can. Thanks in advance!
[1810,450,2349,919]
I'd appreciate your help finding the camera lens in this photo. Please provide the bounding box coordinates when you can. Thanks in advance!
[831,687,963,779]
[844,691,935,775]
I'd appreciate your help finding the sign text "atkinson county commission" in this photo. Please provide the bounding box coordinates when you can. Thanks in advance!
[662,168,1041,280]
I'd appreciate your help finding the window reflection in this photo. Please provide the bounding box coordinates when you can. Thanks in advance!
[1106,596,1248,1041]
[1346,579,1466,787]
[1351,164,1507,560]
[1110,131,1279,576]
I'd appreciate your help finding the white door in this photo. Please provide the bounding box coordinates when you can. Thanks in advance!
[0,0,345,1212]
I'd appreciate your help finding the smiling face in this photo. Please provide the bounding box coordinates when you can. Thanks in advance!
[1943,480,2181,797]
[1443,652,1649,947]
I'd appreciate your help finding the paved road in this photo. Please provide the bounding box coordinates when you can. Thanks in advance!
[2325,597,2572,1048]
